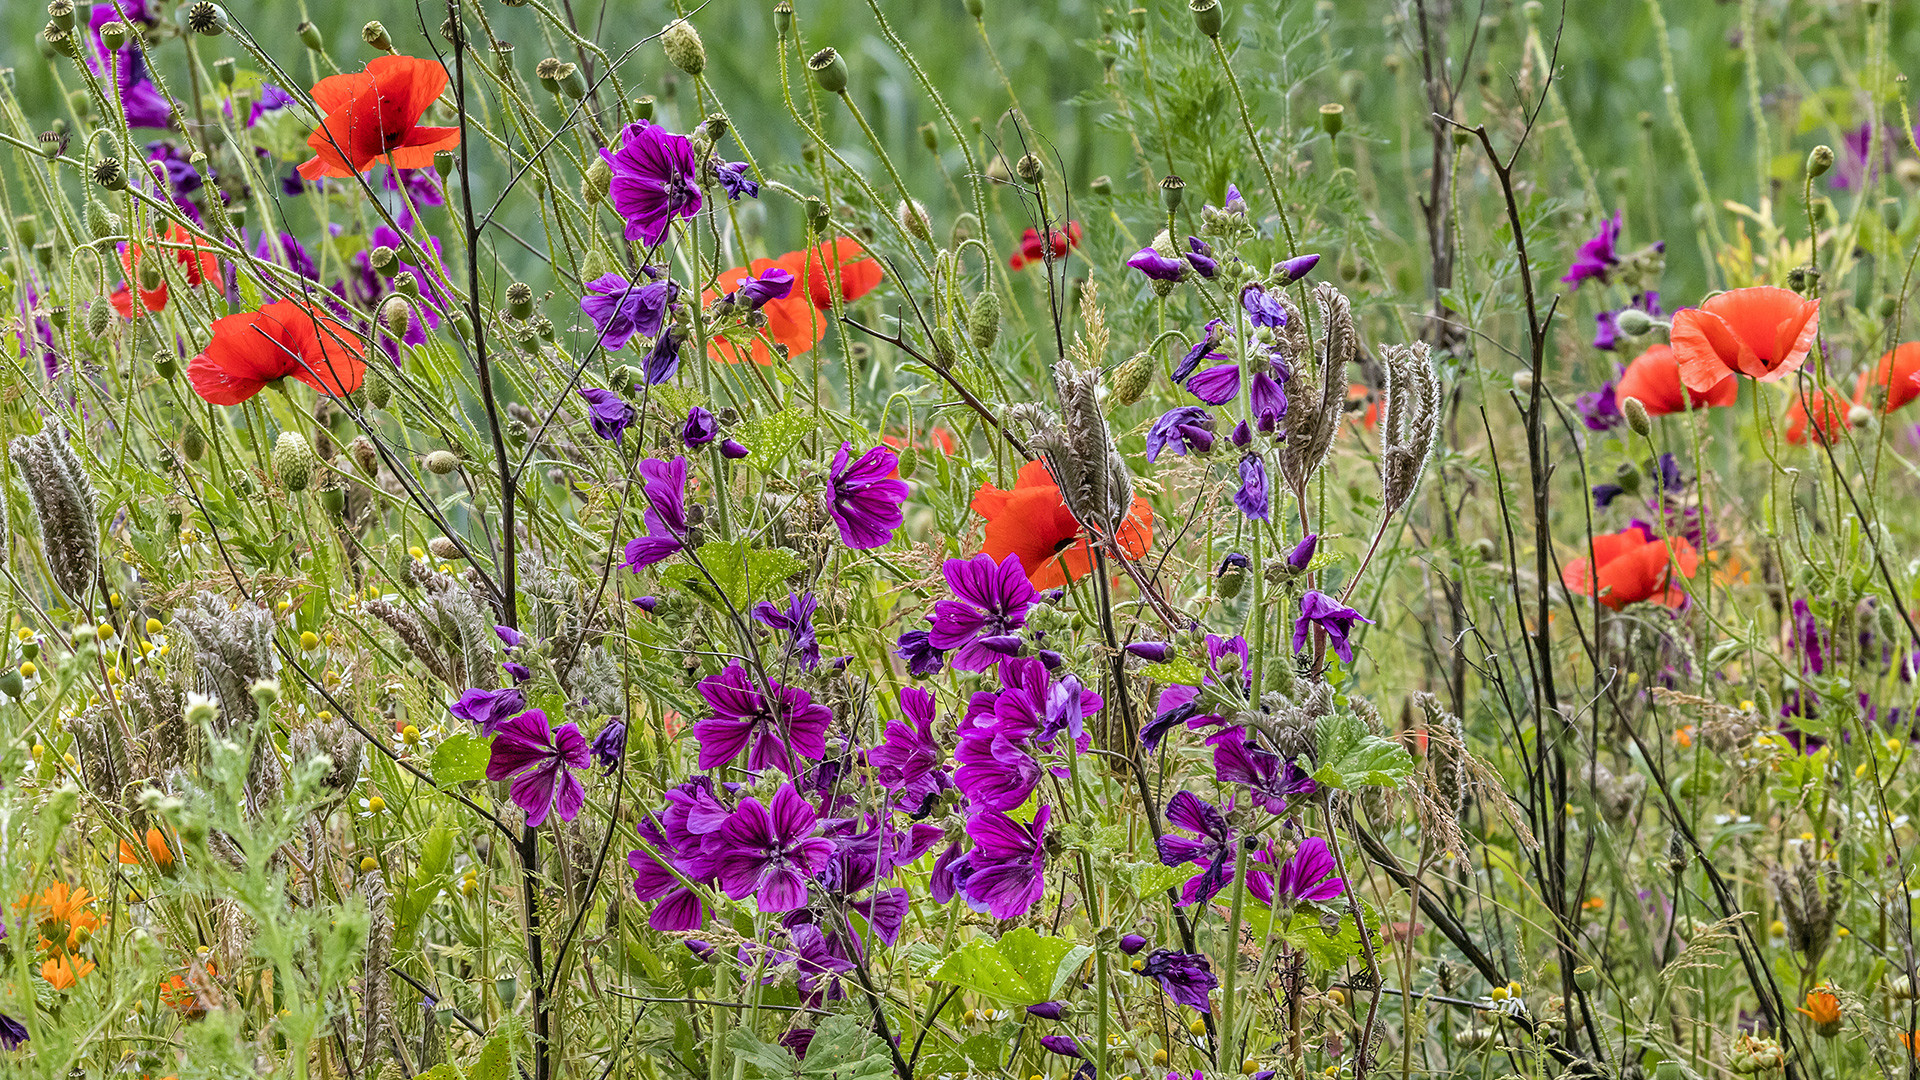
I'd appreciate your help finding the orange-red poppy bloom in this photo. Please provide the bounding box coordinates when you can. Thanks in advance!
[1853,342,1920,413]
[970,459,1154,590]
[1346,383,1380,430]
[798,237,884,310]
[297,56,462,180]
[703,251,823,366]
[1670,286,1820,392]
[188,300,366,405]
[1561,526,1698,610]
[1613,344,1738,416]
[1008,221,1081,269]
[41,953,95,991]
[118,828,175,872]
[111,224,221,318]
[1785,385,1852,446]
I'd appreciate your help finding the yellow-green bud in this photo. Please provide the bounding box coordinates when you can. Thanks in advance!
[362,20,392,51]
[1622,395,1652,436]
[422,450,459,476]
[86,198,120,240]
[583,154,611,206]
[273,430,317,492]
[969,290,1001,351]
[1111,352,1153,407]
[85,299,112,338]
[661,19,705,76]
[1808,145,1834,178]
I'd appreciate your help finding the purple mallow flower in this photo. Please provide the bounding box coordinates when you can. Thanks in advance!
[950,805,1050,918]
[1146,407,1215,462]
[827,443,909,550]
[713,784,833,913]
[1269,837,1347,905]
[1209,726,1316,814]
[577,388,636,443]
[753,591,822,672]
[450,686,526,735]
[1575,378,1622,431]
[580,271,676,353]
[1137,949,1218,1012]
[1561,210,1621,288]
[623,456,689,570]
[1158,790,1236,906]
[1293,590,1373,664]
[927,552,1037,672]
[870,687,954,816]
[693,663,833,775]
[485,709,591,827]
[601,122,702,245]
[1234,453,1270,521]
[590,720,627,773]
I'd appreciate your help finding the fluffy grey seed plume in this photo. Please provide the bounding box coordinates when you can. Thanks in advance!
[402,559,497,690]
[1378,340,1443,514]
[122,669,189,775]
[291,715,363,795]
[361,870,395,1073]
[8,422,100,603]
[172,595,275,734]
[1768,849,1838,967]
[1278,284,1356,494]
[70,702,132,809]
[1008,360,1136,548]
[363,599,458,687]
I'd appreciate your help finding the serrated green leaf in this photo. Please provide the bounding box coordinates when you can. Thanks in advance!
[1282,910,1368,973]
[1115,861,1198,899]
[800,1014,895,1080]
[413,1066,461,1080]
[431,733,491,784]
[1310,711,1414,790]
[661,540,805,609]
[470,1033,513,1080]
[735,407,815,464]
[1141,659,1205,686]
[929,927,1088,1005]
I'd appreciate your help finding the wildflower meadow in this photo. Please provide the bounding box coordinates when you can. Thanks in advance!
[1,0,1919,1078]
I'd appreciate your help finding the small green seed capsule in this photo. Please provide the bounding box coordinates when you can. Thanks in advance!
[186,1,227,36]
[808,48,848,94]
[1808,145,1834,178]
[362,20,392,51]
[1319,102,1345,137]
[1160,174,1185,212]
[1189,0,1222,37]
[506,282,534,320]
[212,56,236,87]
[297,19,323,51]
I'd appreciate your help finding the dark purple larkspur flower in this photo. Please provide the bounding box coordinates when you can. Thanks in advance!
[1208,725,1317,814]
[1831,123,1920,191]
[1249,364,1287,431]
[250,231,317,290]
[1173,319,1228,383]
[1234,453,1270,521]
[631,596,659,614]
[949,805,1050,918]
[712,783,833,912]
[1561,210,1622,288]
[1119,933,1149,954]
[88,2,171,130]
[504,662,532,682]
[1128,245,1189,282]
[870,686,954,815]
[778,1028,815,1059]
[1269,837,1347,904]
[827,443,909,550]
[894,628,946,676]
[682,406,718,447]
[1187,363,1241,406]
[1027,1001,1067,1020]
[590,720,627,773]
[383,166,445,231]
[622,456,689,570]
[1287,534,1318,570]
[644,325,685,384]
[1141,684,1202,751]
[450,686,527,735]
[1277,252,1321,284]
[1293,590,1372,664]
[1125,641,1175,662]
[753,591,822,671]
[601,122,702,245]
[0,1009,25,1050]
[363,225,448,349]
[1039,1035,1082,1058]
[1241,283,1288,329]
[1592,483,1628,509]
[715,159,759,200]
[692,662,833,775]
[1792,598,1826,677]
[1230,420,1252,447]
[579,271,676,353]
[720,438,750,459]
[1575,378,1623,431]
[926,552,1037,672]
[485,709,590,827]
[1146,406,1215,463]
[1137,949,1218,1012]
[1593,292,1663,352]
[723,266,794,311]
[577,388,636,443]
[1157,790,1236,906]
[1185,237,1218,278]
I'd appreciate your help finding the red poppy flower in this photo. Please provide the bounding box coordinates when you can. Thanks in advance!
[1008,221,1081,269]
[970,459,1153,590]
[188,300,367,405]
[1613,343,1738,416]
[1784,384,1852,446]
[1669,286,1820,393]
[297,56,462,181]
[799,237,884,309]
[1562,526,1697,610]
[703,251,823,366]
[1346,383,1380,431]
[1853,342,1920,413]
[110,224,221,319]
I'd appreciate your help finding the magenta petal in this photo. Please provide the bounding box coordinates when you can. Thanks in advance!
[757,866,811,912]
[510,767,560,827]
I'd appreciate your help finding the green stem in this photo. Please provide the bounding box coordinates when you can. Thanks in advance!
[1216,840,1249,1074]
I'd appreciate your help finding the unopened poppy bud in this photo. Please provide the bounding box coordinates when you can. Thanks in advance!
[1189,0,1222,36]
[662,19,705,75]
[773,1,793,36]
[361,19,392,51]
[965,0,985,14]
[920,122,938,152]
[47,1,74,31]
[1849,404,1872,428]
[186,1,227,36]
[85,299,111,338]
[1621,395,1652,436]
[1111,352,1153,406]
[1614,307,1655,338]
[808,48,848,93]
[1808,145,1834,178]
[381,295,412,337]
[297,20,323,51]
[1016,153,1045,185]
[349,435,379,476]
[435,150,455,179]
[930,326,957,369]
[139,258,164,292]
[392,271,420,300]
[1511,370,1533,395]
[98,19,126,51]
[1319,102,1345,137]
[428,536,461,559]
[898,199,933,243]
[422,450,459,476]
[181,424,205,461]
[506,282,534,320]
[1612,461,1641,495]
[969,290,1001,351]
[273,431,317,492]
[86,197,119,239]
[1160,174,1185,212]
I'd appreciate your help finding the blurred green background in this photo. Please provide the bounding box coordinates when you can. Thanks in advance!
[2,0,1916,302]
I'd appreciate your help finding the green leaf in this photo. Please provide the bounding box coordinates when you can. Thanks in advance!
[470,1033,513,1080]
[929,927,1090,1005]
[1115,861,1197,899]
[1310,711,1414,790]
[660,540,805,609]
[413,1066,461,1080]
[431,734,491,784]
[735,407,816,464]
[1140,658,1205,686]
[799,1014,895,1080]
[1282,910,1369,973]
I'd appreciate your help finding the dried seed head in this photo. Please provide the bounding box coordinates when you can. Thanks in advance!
[1377,340,1442,514]
[661,19,706,76]
[44,22,78,58]
[427,536,461,560]
[348,435,379,476]
[360,871,393,1073]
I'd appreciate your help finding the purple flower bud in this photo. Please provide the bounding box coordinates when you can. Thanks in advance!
[503,662,532,683]
[1037,649,1065,670]
[720,438,750,459]
[1287,534,1318,570]
[1125,641,1175,662]
[495,624,524,648]
[686,939,719,962]
[590,720,627,773]
[1118,933,1149,955]
[1127,246,1189,282]
[979,635,1026,655]
[683,406,719,448]
[1230,420,1252,447]
[1027,1002,1067,1021]
[1038,1035,1082,1059]
[632,595,659,612]
[1277,253,1321,284]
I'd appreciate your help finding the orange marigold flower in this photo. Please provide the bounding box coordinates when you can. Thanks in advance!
[1854,341,1920,413]
[160,961,217,1015]
[1673,725,1695,748]
[111,224,221,319]
[970,460,1153,590]
[1799,988,1841,1037]
[1669,286,1819,393]
[1784,384,1852,446]
[1561,526,1698,610]
[703,251,822,366]
[799,237,884,309]
[1613,343,1738,416]
[16,881,100,954]
[297,56,462,180]
[40,953,95,991]
[119,828,176,872]
[187,300,367,406]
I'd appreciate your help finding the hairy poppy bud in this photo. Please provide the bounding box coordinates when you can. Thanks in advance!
[969,290,1001,351]
[930,326,957,369]
[1613,307,1655,338]
[1160,173,1185,212]
[181,423,205,461]
[422,450,459,476]
[85,299,111,338]
[381,296,412,340]
[808,48,848,94]
[362,20,392,51]
[1090,174,1113,196]
[297,20,323,51]
[139,257,164,293]
[1111,352,1153,406]
[506,282,535,321]
[86,198,120,240]
[897,199,932,243]
[349,435,379,476]
[1621,395,1652,436]
[920,122,938,152]
[428,536,461,560]
[273,431,317,493]
[1189,0,1222,37]
[662,19,705,76]
[1319,102,1345,137]
[1015,153,1044,185]
[1807,145,1834,178]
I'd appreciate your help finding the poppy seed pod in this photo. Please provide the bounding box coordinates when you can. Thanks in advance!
[92,158,125,191]
[47,1,74,32]
[506,282,534,321]
[661,19,705,76]
[182,424,205,461]
[632,95,656,120]
[348,436,379,476]
[1808,145,1834,178]
[774,1,793,36]
[392,271,420,300]
[422,450,459,476]
[297,20,323,51]
[1111,352,1153,406]
[1015,153,1044,185]
[98,20,127,51]
[1621,395,1652,436]
[362,20,392,51]
[186,2,227,36]
[1189,0,1222,37]
[435,150,455,179]
[1319,102,1345,137]
[559,64,589,101]
[368,245,398,277]
[272,431,317,493]
[211,56,236,87]
[808,48,848,94]
[44,23,79,59]
[1160,174,1185,211]
[535,57,565,92]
